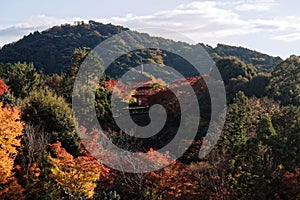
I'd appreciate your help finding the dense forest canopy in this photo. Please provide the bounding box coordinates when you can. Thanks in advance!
[0,21,299,199]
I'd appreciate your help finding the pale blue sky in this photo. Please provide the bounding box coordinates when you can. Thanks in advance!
[1,0,300,58]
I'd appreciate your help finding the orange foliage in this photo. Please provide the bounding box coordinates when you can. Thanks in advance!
[0,102,23,184]
[48,141,109,198]
[99,79,129,99]
[148,162,201,200]
[0,78,9,96]
[145,160,229,200]
[80,128,173,171]
[100,79,120,93]
[0,102,24,199]
[136,148,173,171]
[0,177,24,200]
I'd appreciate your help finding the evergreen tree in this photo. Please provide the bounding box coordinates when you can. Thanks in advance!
[219,91,251,155]
[21,88,80,155]
[268,55,300,106]
[0,62,39,99]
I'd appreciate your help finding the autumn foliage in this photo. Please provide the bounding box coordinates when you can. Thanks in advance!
[0,79,9,96]
[0,52,299,199]
[48,141,110,198]
[278,168,300,199]
[0,102,23,184]
[0,101,24,199]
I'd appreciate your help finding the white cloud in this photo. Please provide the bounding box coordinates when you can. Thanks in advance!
[234,0,277,11]
[0,0,299,50]
[0,15,84,47]
[97,1,251,43]
[95,0,285,44]
[273,32,300,42]
[99,1,300,44]
[0,15,65,32]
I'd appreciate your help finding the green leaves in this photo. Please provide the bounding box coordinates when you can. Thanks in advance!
[257,114,277,140]
[21,88,79,155]
[211,56,272,102]
[214,56,257,85]
[0,62,39,99]
[268,55,300,106]
[220,91,251,155]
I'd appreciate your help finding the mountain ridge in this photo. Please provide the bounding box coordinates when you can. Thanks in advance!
[0,20,282,74]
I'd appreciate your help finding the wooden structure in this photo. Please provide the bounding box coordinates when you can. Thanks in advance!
[129,85,153,115]
[131,85,153,106]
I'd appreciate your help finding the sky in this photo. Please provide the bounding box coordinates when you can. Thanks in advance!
[0,0,300,59]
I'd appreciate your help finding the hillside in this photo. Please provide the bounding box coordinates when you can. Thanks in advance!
[1,21,300,200]
[0,21,282,74]
[204,44,282,71]
[0,21,128,74]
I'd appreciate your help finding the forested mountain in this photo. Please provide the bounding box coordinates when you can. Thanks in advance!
[0,21,282,74]
[0,21,128,74]
[205,44,282,71]
[268,55,300,106]
[0,20,299,200]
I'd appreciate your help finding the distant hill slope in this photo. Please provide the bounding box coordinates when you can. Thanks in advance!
[0,21,282,74]
[203,44,282,72]
[0,21,128,74]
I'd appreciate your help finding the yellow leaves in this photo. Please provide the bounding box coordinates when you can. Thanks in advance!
[0,152,14,184]
[278,164,284,170]
[48,141,109,198]
[0,102,23,185]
